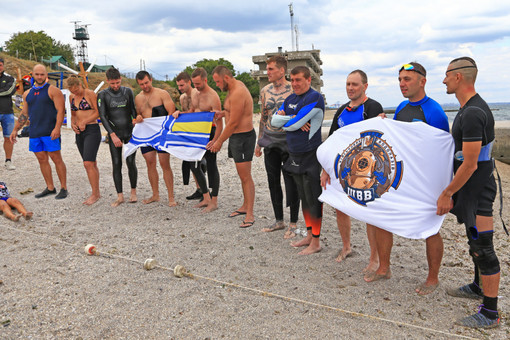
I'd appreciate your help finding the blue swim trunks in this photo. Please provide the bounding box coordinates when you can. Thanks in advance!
[29,136,61,153]
[0,114,15,137]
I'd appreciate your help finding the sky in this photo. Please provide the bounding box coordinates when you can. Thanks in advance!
[2,0,510,107]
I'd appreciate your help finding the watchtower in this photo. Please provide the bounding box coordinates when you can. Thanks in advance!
[72,21,90,64]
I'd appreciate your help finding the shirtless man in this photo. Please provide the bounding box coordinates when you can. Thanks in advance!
[190,67,223,212]
[210,65,255,228]
[175,71,205,203]
[134,71,177,206]
[255,56,299,237]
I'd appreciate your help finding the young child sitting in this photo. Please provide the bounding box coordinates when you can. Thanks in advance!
[0,182,33,221]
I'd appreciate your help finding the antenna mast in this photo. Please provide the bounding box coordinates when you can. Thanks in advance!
[289,3,295,51]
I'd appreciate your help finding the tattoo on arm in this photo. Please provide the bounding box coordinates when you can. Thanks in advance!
[18,113,28,127]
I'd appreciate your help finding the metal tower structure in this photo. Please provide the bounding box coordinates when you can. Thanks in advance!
[289,3,295,51]
[71,21,90,64]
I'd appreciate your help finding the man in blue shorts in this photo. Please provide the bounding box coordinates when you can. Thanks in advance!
[439,57,501,329]
[366,62,449,297]
[272,66,325,255]
[10,64,68,199]
[0,57,17,170]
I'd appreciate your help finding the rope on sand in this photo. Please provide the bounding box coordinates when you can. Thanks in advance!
[2,224,478,340]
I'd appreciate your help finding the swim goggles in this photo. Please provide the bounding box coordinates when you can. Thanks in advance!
[445,65,477,74]
[399,64,425,76]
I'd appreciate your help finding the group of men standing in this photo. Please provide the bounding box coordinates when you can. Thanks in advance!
[256,56,501,329]
[1,55,502,329]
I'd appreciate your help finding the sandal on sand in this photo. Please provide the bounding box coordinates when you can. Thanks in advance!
[240,220,255,228]
[228,210,246,218]
[364,270,391,282]
[415,282,439,295]
[262,222,285,232]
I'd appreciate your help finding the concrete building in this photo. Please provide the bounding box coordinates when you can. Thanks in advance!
[252,47,324,97]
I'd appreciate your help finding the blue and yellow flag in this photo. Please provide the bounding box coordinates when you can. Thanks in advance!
[124,112,214,161]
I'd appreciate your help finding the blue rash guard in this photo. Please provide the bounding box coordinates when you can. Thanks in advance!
[394,95,449,132]
[271,87,325,154]
[329,98,383,135]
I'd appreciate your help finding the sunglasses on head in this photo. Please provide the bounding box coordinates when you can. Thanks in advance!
[400,64,425,77]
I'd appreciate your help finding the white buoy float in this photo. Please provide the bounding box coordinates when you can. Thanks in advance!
[84,244,97,255]
[143,258,158,270]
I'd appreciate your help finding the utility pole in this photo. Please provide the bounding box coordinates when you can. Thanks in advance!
[289,3,295,51]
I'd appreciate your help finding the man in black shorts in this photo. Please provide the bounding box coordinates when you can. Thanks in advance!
[438,57,501,329]
[210,66,256,227]
[98,67,138,207]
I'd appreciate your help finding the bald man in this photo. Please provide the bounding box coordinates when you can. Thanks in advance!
[439,57,501,329]
[10,64,68,199]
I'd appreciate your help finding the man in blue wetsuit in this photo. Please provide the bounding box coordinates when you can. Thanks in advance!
[439,57,501,329]
[10,64,68,199]
[366,62,449,297]
[321,70,383,272]
[272,66,325,255]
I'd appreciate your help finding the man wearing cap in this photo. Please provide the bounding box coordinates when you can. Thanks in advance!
[0,57,17,170]
[366,62,449,297]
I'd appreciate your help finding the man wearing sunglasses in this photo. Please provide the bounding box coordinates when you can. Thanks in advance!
[366,62,449,298]
[438,57,501,329]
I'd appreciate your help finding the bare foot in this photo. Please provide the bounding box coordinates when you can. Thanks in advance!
[362,261,379,273]
[142,195,160,204]
[284,225,298,239]
[364,269,391,282]
[416,282,439,295]
[262,221,285,232]
[111,197,125,207]
[202,202,218,213]
[83,194,100,206]
[10,214,21,222]
[24,212,33,220]
[335,248,352,263]
[129,190,137,203]
[291,238,311,248]
[195,199,210,208]
[298,244,322,255]
[168,200,177,207]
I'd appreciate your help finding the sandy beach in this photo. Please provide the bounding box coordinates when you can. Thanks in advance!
[1,121,509,339]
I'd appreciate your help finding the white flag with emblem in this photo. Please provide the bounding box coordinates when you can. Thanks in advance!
[317,117,454,239]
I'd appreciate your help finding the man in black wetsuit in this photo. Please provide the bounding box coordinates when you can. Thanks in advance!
[98,67,138,207]
[439,57,502,329]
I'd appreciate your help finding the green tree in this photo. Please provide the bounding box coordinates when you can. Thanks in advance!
[4,30,75,66]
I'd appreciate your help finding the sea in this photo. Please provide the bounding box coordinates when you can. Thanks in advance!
[385,102,510,122]
[441,102,510,122]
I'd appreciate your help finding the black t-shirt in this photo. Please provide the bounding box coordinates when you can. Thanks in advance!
[328,97,383,136]
[451,93,494,154]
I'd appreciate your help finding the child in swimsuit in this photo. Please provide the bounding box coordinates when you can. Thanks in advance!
[0,182,33,221]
